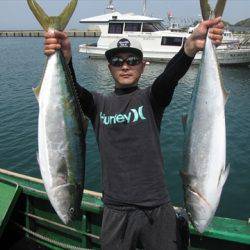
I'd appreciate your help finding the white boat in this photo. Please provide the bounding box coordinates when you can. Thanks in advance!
[188,25,242,48]
[78,4,250,65]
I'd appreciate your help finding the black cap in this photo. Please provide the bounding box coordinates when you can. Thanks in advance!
[105,38,143,61]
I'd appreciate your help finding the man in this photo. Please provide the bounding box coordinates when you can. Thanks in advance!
[44,17,224,250]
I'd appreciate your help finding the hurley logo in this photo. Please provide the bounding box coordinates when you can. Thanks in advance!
[100,106,146,125]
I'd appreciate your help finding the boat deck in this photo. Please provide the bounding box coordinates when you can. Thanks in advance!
[0,168,249,250]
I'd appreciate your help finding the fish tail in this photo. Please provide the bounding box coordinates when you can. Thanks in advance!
[214,0,227,18]
[199,0,211,20]
[199,0,227,20]
[27,0,78,31]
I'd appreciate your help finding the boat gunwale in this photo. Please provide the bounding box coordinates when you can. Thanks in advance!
[0,168,250,246]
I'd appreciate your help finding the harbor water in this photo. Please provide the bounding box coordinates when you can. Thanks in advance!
[0,37,249,221]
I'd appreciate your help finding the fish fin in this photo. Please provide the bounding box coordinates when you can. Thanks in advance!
[58,0,78,31]
[223,88,230,105]
[27,0,50,31]
[217,163,230,189]
[27,0,78,31]
[182,114,188,132]
[214,0,227,18]
[200,0,211,20]
[32,84,41,101]
[200,0,227,20]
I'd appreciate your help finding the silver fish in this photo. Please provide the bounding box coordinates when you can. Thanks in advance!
[181,0,229,233]
[28,0,88,224]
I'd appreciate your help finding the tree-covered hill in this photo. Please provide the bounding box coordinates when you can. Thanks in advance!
[234,18,250,27]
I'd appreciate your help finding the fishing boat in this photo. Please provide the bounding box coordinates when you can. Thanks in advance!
[0,168,249,249]
[78,1,250,65]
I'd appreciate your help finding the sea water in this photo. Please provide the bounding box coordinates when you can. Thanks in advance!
[0,37,249,220]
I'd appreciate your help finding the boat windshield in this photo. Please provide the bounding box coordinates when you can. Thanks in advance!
[108,23,124,34]
[161,36,185,46]
[223,31,233,38]
[142,22,166,32]
[124,23,142,32]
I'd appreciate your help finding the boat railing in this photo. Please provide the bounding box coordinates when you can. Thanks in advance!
[239,36,250,48]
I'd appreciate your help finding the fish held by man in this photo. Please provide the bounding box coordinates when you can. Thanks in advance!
[181,0,229,233]
[27,0,88,224]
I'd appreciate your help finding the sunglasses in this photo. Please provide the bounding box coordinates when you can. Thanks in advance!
[109,55,142,67]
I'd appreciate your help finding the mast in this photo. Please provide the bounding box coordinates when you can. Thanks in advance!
[143,0,147,16]
[106,0,115,12]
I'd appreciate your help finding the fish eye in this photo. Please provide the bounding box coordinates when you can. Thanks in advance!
[69,207,74,214]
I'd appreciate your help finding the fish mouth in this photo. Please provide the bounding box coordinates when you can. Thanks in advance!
[48,183,79,224]
[185,185,215,233]
[187,186,212,209]
[59,214,71,224]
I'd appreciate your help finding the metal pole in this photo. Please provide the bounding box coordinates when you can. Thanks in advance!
[143,0,147,16]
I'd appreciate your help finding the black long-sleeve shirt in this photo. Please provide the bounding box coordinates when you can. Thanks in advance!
[69,47,194,207]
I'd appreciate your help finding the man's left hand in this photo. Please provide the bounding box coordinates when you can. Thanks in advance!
[184,17,224,57]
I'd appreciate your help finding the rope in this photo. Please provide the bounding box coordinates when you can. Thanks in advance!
[17,210,99,240]
[13,222,92,250]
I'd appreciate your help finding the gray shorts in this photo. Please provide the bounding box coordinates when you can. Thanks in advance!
[101,202,186,250]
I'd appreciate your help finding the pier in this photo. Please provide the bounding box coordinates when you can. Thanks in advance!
[0,30,101,37]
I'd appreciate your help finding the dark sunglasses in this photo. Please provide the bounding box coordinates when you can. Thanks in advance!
[109,55,142,67]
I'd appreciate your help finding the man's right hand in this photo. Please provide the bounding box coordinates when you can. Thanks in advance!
[44,30,72,64]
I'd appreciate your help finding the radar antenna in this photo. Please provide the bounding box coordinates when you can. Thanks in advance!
[106,0,115,12]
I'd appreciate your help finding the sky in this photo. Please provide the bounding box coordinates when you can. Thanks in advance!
[0,0,249,30]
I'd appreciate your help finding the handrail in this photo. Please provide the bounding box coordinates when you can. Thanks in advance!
[0,168,102,198]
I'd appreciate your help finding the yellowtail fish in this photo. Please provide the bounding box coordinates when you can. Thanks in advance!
[181,0,229,233]
[28,0,88,224]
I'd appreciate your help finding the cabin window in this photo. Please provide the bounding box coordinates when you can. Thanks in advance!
[142,22,165,32]
[161,36,183,46]
[124,23,141,32]
[108,23,124,34]
[142,23,157,32]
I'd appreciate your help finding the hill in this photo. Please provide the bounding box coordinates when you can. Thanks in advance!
[223,20,231,27]
[234,18,250,27]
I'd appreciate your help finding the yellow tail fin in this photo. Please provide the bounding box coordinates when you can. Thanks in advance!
[27,0,78,31]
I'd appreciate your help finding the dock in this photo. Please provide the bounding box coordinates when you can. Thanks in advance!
[0,30,101,37]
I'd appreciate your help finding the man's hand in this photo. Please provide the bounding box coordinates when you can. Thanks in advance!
[184,17,224,57]
[44,30,72,64]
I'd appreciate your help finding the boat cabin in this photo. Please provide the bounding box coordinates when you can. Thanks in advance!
[107,20,186,47]
[79,11,187,51]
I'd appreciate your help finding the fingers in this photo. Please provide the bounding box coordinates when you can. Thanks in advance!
[44,39,60,56]
[202,16,222,28]
[212,21,224,29]
[209,33,223,47]
[44,30,67,40]
[44,31,67,56]
[44,37,62,48]
[44,43,61,51]
[208,25,224,46]
[209,27,224,36]
[208,33,222,41]
[211,39,222,47]
[202,17,224,46]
